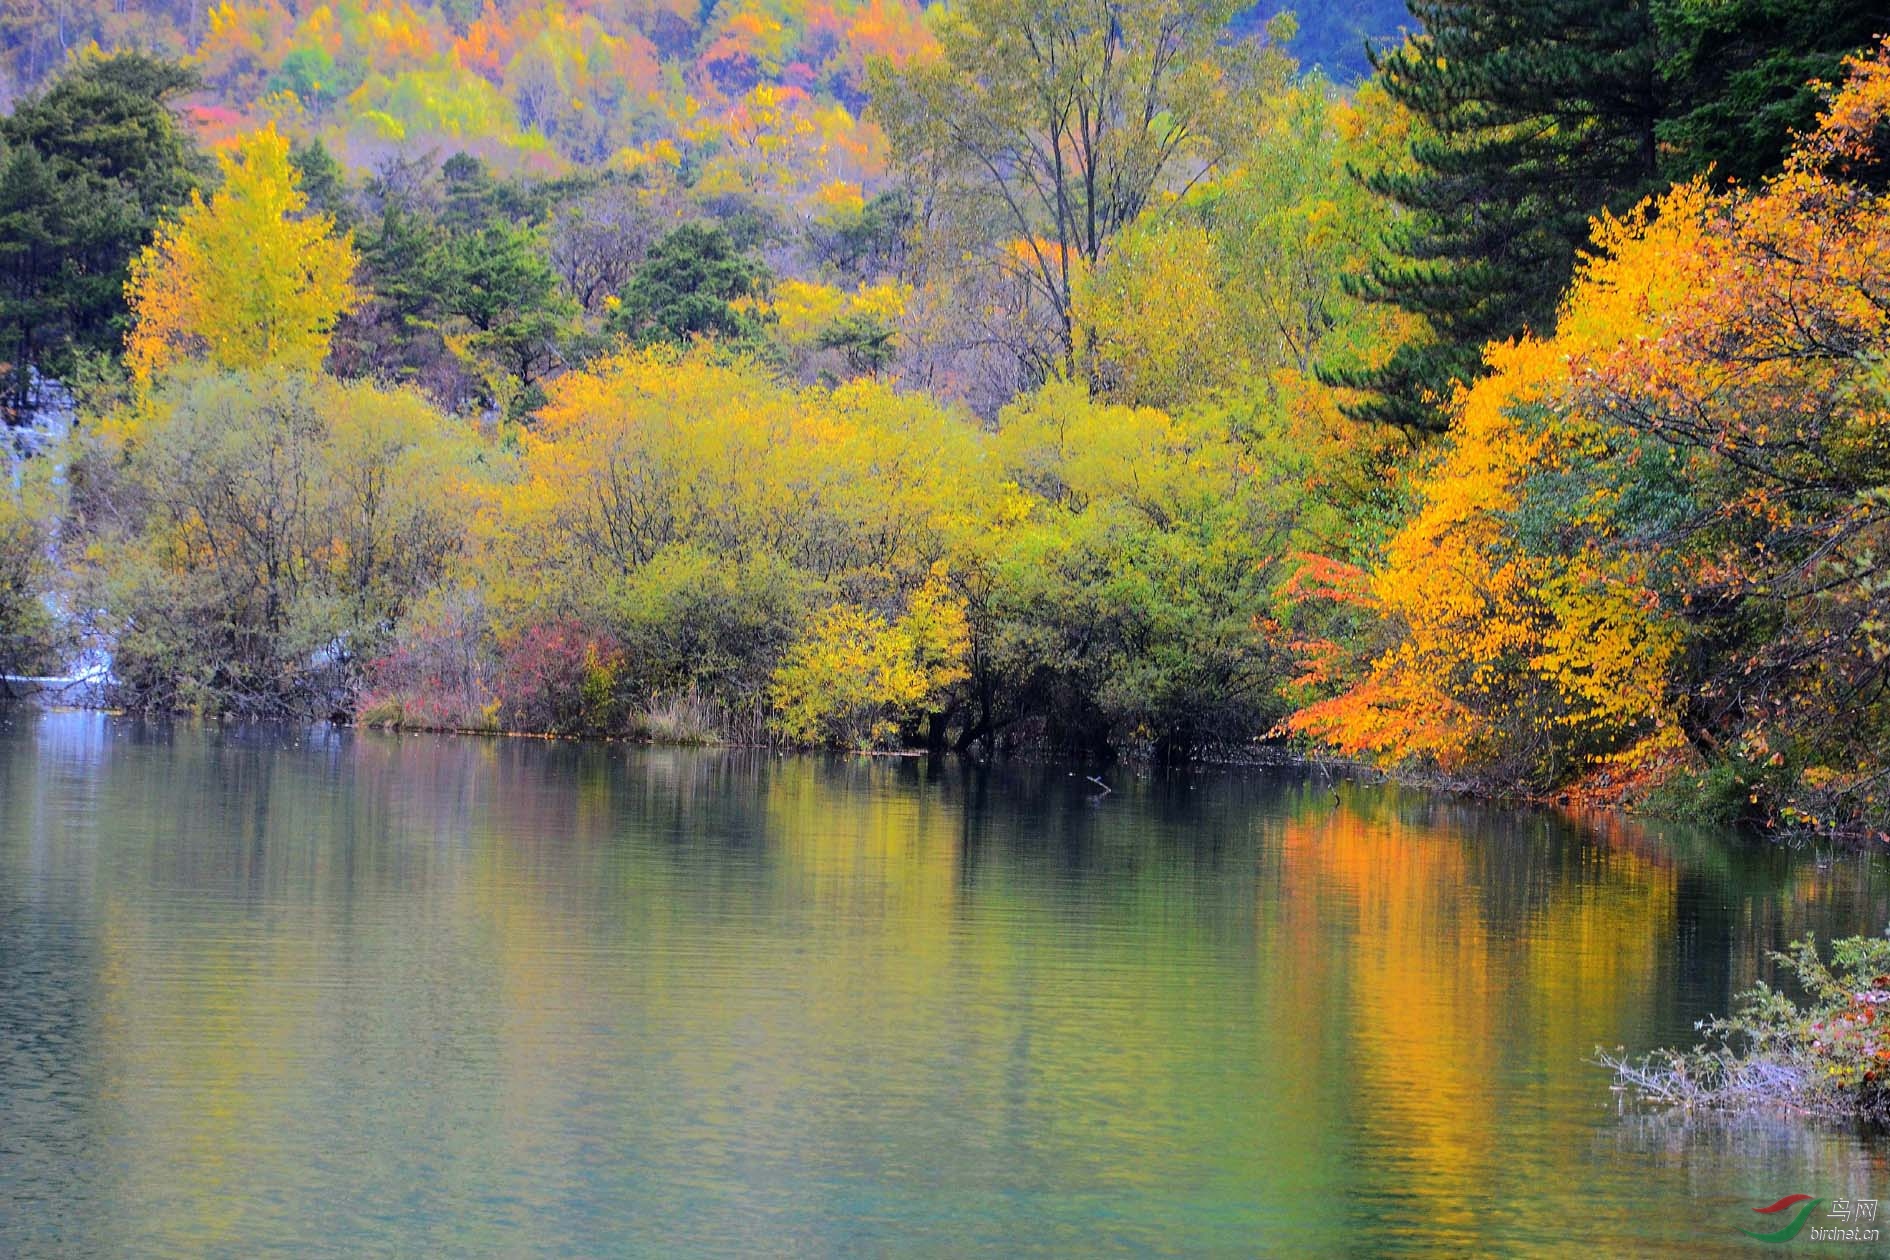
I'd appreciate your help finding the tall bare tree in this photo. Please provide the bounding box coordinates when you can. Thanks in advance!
[869,0,1292,380]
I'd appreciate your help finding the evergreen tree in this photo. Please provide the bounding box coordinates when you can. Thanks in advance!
[431,220,574,391]
[607,224,770,348]
[1656,0,1886,187]
[359,200,439,334]
[0,144,65,410]
[1332,0,1665,432]
[338,152,578,409]
[0,53,205,420]
[289,136,355,233]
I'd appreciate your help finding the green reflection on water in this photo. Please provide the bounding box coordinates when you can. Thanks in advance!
[2,711,1888,1257]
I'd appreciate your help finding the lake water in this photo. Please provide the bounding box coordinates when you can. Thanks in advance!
[3,710,1889,1256]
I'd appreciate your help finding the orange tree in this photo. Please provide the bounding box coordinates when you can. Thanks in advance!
[1289,40,1890,829]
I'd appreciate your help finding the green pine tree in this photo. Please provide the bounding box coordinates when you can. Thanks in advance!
[1330,0,1665,432]
[1656,0,1887,187]
[432,219,576,393]
[607,223,771,349]
[0,53,205,421]
[289,136,355,233]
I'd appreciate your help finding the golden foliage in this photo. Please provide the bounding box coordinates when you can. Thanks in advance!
[1291,40,1890,810]
[490,347,996,603]
[1286,200,1703,776]
[1074,220,1235,411]
[769,572,971,747]
[124,125,359,385]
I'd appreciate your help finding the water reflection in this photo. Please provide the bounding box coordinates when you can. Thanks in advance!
[1,710,1886,1256]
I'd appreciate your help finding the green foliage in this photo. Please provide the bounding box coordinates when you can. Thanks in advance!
[607,223,770,347]
[1338,2,1885,436]
[0,472,57,676]
[73,366,482,716]
[290,136,354,231]
[814,311,897,377]
[271,45,354,107]
[1640,755,1799,831]
[0,52,205,419]
[1073,77,1410,416]
[337,152,581,412]
[806,189,911,282]
[1336,1,1666,432]
[433,217,576,395]
[608,544,811,705]
[1210,80,1411,385]
[974,383,1296,758]
[1656,0,1888,187]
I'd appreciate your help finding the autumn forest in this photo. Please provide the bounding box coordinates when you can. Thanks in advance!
[1,0,1887,838]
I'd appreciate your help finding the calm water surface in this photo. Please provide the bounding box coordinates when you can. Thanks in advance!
[3,710,1890,1256]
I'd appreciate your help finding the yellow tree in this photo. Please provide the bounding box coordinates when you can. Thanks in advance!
[1072,219,1236,411]
[125,125,359,385]
[870,0,1292,373]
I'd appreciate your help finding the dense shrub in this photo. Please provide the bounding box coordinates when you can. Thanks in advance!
[770,575,970,749]
[439,352,1315,753]
[70,366,482,716]
[492,619,626,736]
[607,545,811,707]
[356,590,499,731]
[970,383,1299,758]
[458,348,1004,745]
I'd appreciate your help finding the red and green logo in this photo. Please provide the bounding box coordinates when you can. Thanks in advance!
[1741,1194,1823,1243]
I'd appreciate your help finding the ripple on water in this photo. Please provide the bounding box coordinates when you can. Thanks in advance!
[1,710,1887,1257]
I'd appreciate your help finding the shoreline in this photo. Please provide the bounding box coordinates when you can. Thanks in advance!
[0,692,1727,833]
[10,693,1864,846]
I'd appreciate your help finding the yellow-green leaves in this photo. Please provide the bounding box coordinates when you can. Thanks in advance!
[78,365,482,714]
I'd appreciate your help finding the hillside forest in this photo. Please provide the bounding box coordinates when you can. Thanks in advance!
[1,0,1888,837]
